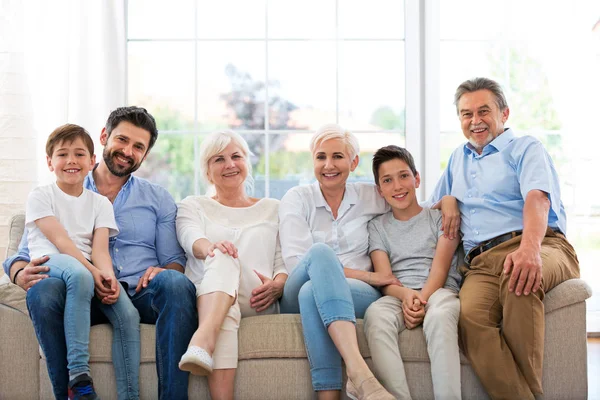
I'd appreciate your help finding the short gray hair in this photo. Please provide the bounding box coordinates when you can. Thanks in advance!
[454,77,508,114]
[309,123,360,160]
[198,129,253,186]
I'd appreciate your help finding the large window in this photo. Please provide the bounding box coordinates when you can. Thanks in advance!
[127,0,406,201]
[127,1,600,332]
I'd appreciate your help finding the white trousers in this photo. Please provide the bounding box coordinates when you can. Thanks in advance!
[363,288,461,400]
[195,251,278,369]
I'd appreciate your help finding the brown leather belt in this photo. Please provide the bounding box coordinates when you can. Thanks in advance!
[465,230,522,265]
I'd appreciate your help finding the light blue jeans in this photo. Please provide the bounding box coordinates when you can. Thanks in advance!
[280,243,382,391]
[41,254,95,377]
[33,254,141,400]
[93,282,141,400]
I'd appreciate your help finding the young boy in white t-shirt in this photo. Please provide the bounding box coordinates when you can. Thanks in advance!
[363,145,462,400]
[25,124,140,400]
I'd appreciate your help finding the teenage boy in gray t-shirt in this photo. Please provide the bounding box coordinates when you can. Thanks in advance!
[363,145,462,400]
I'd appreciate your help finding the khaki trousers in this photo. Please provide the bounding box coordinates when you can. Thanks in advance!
[459,228,580,400]
[364,288,461,400]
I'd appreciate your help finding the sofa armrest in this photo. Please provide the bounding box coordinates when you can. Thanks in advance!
[544,278,592,314]
[6,212,25,260]
[0,304,39,399]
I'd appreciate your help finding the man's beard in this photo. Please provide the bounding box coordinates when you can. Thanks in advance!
[468,133,494,151]
[103,148,141,177]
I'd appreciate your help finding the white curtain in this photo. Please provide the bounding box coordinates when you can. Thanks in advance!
[0,0,125,262]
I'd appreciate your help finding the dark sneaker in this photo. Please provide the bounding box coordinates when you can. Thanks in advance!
[68,374,99,400]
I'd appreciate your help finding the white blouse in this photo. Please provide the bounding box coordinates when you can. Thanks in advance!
[176,196,286,295]
[279,181,389,272]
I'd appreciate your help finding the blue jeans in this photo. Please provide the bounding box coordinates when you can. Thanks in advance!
[92,283,141,400]
[280,243,382,391]
[27,268,197,400]
[35,254,95,378]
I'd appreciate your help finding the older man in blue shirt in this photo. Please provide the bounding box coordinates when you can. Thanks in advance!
[4,107,198,400]
[429,78,580,400]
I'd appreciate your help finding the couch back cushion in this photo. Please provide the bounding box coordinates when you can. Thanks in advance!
[6,212,25,260]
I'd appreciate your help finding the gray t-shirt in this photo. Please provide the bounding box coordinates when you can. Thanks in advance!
[368,208,461,292]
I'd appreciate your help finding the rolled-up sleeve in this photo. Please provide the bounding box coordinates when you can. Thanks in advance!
[3,230,31,275]
[155,190,187,268]
[176,197,208,258]
[279,189,313,272]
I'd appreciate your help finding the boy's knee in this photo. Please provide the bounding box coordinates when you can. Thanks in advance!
[26,278,66,314]
[364,301,397,332]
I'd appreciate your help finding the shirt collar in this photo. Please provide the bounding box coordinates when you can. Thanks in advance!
[463,128,514,156]
[85,164,134,193]
[312,181,359,208]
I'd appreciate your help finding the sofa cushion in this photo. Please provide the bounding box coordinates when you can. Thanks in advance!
[237,313,472,364]
[37,278,592,365]
[0,280,28,316]
[6,212,25,260]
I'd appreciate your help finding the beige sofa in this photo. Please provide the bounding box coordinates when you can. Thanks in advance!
[0,212,592,399]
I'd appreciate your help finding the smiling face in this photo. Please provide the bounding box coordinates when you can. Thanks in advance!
[457,89,510,153]
[100,121,151,177]
[312,138,358,192]
[206,142,248,191]
[47,137,95,194]
[376,158,421,219]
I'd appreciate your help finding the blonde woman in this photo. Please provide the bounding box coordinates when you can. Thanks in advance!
[279,124,395,400]
[176,130,287,400]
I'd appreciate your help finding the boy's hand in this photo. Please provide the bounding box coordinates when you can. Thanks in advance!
[400,289,427,329]
[98,271,120,304]
[93,270,115,300]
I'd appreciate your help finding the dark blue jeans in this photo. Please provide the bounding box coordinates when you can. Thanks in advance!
[27,270,198,400]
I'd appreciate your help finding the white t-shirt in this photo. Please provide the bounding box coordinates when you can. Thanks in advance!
[176,196,286,297]
[26,183,119,260]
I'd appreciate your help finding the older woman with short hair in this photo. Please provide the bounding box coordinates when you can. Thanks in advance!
[176,130,287,400]
[279,124,395,400]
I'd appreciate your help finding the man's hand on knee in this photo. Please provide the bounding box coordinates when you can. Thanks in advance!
[14,256,50,291]
[135,266,166,293]
[504,244,542,296]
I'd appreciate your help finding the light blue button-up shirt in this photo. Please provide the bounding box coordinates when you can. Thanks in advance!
[3,168,187,295]
[428,128,566,254]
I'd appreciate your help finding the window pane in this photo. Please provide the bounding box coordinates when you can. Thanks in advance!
[197,0,265,39]
[196,42,266,130]
[128,0,195,39]
[128,42,195,131]
[136,133,196,202]
[268,0,336,39]
[339,41,405,132]
[439,0,508,40]
[268,42,336,130]
[239,133,266,197]
[339,0,405,39]
[439,41,506,132]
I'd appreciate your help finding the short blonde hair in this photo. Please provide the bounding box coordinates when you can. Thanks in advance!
[199,129,253,185]
[309,124,359,160]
